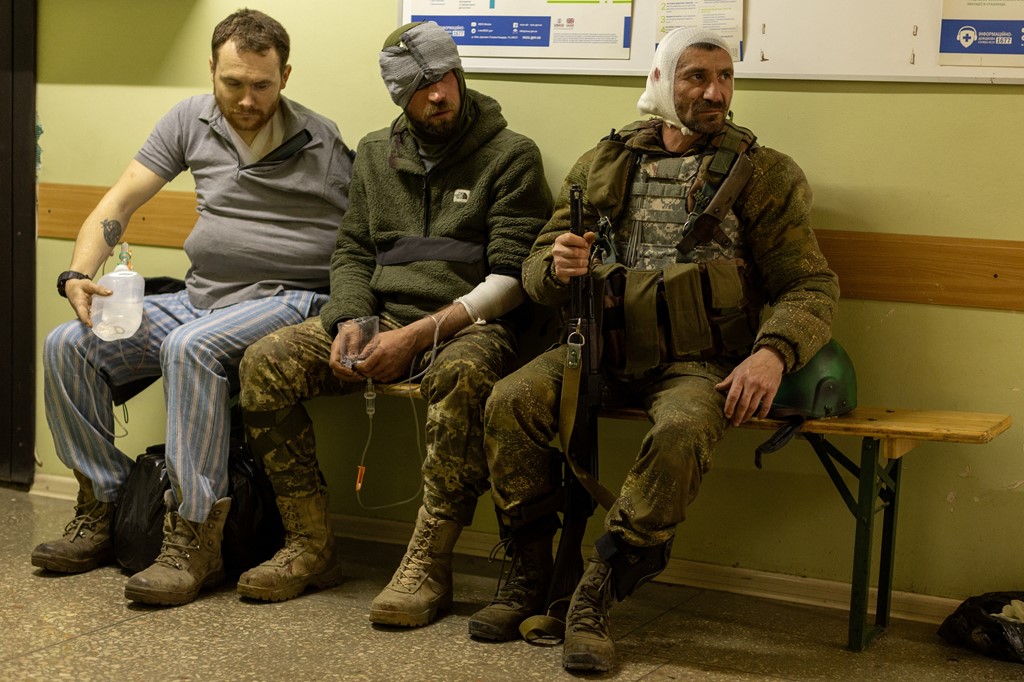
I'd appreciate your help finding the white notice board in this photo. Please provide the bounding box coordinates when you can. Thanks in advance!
[398,0,1024,84]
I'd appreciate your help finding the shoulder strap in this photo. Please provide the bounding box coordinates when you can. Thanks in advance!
[706,121,756,186]
[675,121,757,257]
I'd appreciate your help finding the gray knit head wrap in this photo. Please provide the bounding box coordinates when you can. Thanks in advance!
[637,27,731,131]
[380,21,462,109]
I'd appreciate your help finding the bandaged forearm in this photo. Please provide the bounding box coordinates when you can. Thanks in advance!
[456,273,526,324]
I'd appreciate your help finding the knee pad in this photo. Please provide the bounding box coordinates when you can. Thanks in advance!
[595,532,672,601]
[242,404,310,456]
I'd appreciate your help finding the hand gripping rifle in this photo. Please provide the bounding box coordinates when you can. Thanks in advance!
[521,184,616,643]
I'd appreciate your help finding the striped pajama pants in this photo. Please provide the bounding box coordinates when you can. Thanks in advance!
[43,288,326,523]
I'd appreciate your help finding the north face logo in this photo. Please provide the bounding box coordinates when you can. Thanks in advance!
[453,189,471,203]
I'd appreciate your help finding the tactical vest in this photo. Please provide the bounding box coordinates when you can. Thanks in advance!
[584,120,763,373]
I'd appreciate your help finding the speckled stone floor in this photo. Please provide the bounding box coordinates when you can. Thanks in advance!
[2,487,1020,681]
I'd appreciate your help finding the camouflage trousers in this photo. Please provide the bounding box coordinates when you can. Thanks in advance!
[485,344,732,548]
[239,315,517,526]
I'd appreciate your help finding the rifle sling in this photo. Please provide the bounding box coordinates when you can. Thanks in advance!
[558,350,618,512]
[676,150,755,255]
[519,608,570,644]
[705,151,754,222]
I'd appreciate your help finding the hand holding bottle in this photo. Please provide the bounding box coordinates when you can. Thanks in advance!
[90,244,145,341]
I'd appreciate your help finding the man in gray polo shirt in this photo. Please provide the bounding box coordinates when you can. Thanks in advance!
[32,9,351,608]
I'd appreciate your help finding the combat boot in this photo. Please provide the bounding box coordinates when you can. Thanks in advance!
[31,470,114,573]
[124,491,231,606]
[468,517,556,641]
[236,490,344,602]
[369,505,461,627]
[562,553,617,672]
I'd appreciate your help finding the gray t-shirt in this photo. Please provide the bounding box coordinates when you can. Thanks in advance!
[135,94,351,309]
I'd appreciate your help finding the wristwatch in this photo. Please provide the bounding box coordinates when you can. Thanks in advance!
[56,270,92,298]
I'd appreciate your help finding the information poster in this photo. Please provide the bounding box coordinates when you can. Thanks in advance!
[408,0,634,60]
[655,0,743,60]
[939,0,1024,66]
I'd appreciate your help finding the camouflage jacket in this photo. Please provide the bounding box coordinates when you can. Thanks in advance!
[522,118,839,373]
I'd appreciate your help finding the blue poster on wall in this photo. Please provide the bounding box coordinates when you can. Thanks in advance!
[940,0,1024,67]
[414,15,553,48]
[408,0,633,60]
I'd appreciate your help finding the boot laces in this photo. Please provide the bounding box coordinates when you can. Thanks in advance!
[153,517,201,571]
[269,499,323,565]
[268,543,304,566]
[487,538,535,607]
[276,497,315,540]
[270,526,320,566]
[570,561,612,636]
[278,504,312,541]
[63,498,107,541]
[394,522,437,587]
[279,506,301,526]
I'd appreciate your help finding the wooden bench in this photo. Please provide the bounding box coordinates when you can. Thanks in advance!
[376,382,1011,652]
[38,183,1018,650]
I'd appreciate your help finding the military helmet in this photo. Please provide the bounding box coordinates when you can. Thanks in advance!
[769,339,857,419]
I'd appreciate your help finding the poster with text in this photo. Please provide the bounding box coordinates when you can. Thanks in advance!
[408,0,634,59]
[940,0,1024,67]
[655,0,743,60]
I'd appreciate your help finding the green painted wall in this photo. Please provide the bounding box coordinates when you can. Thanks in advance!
[35,1,1024,600]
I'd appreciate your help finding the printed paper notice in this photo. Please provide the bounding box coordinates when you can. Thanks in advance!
[940,0,1024,67]
[655,0,743,61]
[410,0,633,60]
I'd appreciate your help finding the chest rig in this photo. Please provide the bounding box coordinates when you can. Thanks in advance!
[584,120,763,374]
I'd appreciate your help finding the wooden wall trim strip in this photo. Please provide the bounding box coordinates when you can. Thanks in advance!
[816,230,1024,312]
[36,182,1024,312]
[37,182,196,249]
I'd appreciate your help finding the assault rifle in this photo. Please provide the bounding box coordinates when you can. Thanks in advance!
[536,184,612,639]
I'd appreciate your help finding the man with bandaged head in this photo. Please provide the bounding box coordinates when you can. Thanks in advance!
[237,22,551,621]
[472,27,838,671]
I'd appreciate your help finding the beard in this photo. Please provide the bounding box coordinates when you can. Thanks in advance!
[217,94,278,133]
[680,100,728,135]
[411,102,460,142]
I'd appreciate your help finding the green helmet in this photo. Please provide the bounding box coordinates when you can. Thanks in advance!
[769,339,857,419]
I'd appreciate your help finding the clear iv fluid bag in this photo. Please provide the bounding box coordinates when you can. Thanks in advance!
[91,264,144,341]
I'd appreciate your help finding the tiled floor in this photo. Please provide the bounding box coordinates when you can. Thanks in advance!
[2,487,1020,681]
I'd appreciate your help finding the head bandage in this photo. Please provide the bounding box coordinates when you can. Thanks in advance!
[636,27,731,131]
[380,21,462,109]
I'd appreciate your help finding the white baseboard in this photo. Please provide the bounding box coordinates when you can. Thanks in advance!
[30,472,79,500]
[24,480,957,626]
[335,513,959,626]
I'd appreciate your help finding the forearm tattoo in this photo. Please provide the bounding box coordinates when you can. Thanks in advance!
[101,218,124,247]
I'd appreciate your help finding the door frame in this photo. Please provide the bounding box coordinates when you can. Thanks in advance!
[1,0,38,488]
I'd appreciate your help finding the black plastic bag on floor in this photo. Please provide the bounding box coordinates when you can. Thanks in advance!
[112,440,284,577]
[938,592,1024,664]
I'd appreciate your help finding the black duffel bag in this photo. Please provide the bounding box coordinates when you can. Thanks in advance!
[112,440,284,577]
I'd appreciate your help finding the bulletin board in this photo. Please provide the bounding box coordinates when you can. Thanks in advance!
[398,0,1024,84]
